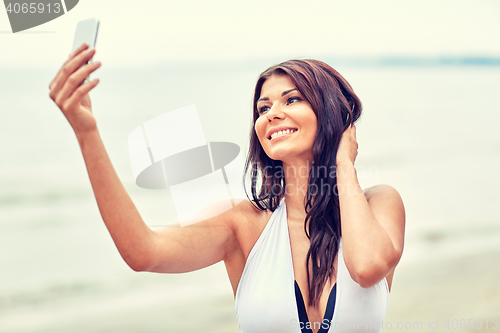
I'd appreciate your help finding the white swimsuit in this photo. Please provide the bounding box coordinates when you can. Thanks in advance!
[235,198,389,333]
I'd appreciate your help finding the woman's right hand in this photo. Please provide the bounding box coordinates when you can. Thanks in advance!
[49,42,101,135]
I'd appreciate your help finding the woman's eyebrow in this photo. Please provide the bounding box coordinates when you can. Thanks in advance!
[257,88,298,103]
[282,88,297,96]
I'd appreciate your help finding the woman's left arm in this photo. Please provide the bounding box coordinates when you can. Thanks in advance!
[336,125,405,288]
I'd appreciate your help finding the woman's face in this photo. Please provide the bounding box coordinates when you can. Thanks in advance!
[254,74,317,164]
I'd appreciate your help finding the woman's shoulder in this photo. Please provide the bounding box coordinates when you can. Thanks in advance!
[225,198,272,228]
[363,184,404,205]
[363,184,405,234]
[363,184,405,224]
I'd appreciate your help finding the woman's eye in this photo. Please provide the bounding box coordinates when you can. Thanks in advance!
[287,96,302,104]
[258,106,270,114]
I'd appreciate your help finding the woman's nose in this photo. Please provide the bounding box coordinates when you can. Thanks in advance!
[266,104,285,121]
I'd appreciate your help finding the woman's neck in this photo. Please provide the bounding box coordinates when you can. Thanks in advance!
[282,159,312,224]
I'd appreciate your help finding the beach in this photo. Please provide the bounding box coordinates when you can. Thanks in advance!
[2,238,499,333]
[385,243,500,332]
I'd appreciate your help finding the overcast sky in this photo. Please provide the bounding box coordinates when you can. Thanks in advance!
[1,0,499,68]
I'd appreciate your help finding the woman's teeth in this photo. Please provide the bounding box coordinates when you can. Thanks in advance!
[270,129,297,140]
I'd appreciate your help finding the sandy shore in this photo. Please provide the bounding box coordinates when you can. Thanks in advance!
[1,245,499,333]
[0,263,241,333]
[383,246,500,333]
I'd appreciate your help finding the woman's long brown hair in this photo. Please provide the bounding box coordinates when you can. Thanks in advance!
[244,59,362,306]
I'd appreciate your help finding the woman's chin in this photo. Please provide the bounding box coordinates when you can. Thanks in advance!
[266,150,314,166]
[267,149,303,163]
[265,148,288,161]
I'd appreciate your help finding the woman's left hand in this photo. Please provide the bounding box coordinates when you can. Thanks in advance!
[336,124,358,166]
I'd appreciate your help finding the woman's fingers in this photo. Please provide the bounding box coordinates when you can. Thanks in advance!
[49,46,95,99]
[68,42,87,59]
[49,42,88,90]
[63,78,100,112]
[351,124,358,151]
[47,43,100,134]
[56,60,101,111]
[49,48,99,110]
[337,124,358,165]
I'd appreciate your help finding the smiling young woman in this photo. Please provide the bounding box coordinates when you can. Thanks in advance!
[49,48,404,333]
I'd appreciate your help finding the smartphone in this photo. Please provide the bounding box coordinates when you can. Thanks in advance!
[71,18,100,83]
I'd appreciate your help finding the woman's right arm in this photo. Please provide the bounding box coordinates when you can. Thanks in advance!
[49,43,240,273]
